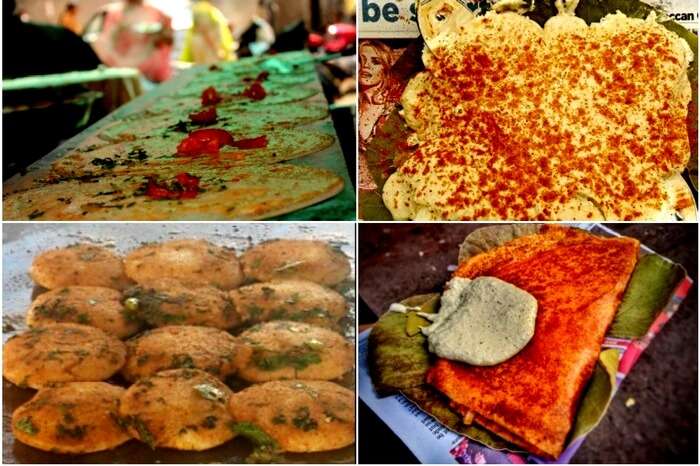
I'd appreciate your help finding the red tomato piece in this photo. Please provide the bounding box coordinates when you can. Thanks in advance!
[176,137,207,156]
[232,135,268,149]
[201,86,222,105]
[242,81,266,101]
[190,128,234,145]
[189,107,217,124]
[242,71,269,84]
[177,173,201,199]
[145,179,177,200]
[144,173,200,200]
[177,128,234,156]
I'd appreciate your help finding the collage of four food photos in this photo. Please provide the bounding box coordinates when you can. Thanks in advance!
[1,0,698,464]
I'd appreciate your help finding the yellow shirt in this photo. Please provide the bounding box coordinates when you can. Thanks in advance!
[180,1,236,64]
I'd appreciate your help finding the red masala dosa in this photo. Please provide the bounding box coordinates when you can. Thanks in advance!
[426,225,639,458]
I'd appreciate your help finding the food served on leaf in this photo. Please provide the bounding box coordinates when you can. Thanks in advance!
[429,227,638,457]
[124,239,243,290]
[121,325,250,382]
[237,321,354,383]
[3,324,126,389]
[381,0,696,221]
[26,286,141,339]
[241,239,352,286]
[367,225,656,459]
[3,164,344,220]
[11,382,130,454]
[228,380,355,453]
[4,234,355,460]
[230,280,347,330]
[119,369,235,450]
[30,244,132,290]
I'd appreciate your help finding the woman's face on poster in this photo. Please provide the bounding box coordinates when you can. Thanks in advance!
[360,45,385,87]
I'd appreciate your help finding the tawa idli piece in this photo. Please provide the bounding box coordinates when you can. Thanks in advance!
[11,382,130,454]
[122,278,241,329]
[240,240,351,286]
[30,244,132,290]
[26,286,141,339]
[423,276,538,366]
[228,380,355,453]
[229,280,347,330]
[122,325,251,382]
[3,323,126,389]
[237,321,353,382]
[124,239,243,290]
[119,368,235,451]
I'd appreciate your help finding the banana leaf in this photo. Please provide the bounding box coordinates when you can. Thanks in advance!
[457,224,543,262]
[610,254,686,338]
[368,293,440,395]
[358,189,393,220]
[569,349,620,441]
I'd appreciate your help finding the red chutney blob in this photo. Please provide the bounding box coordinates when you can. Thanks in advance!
[201,86,222,106]
[177,128,234,156]
[231,135,268,149]
[242,71,270,83]
[242,81,266,100]
[189,106,217,125]
[145,173,200,200]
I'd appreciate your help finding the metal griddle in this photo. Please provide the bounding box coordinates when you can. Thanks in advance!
[3,51,356,220]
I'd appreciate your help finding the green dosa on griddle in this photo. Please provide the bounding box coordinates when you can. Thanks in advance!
[97,103,329,143]
[51,128,335,177]
[3,164,344,221]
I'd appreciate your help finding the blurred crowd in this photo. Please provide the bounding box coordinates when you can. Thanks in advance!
[4,0,356,83]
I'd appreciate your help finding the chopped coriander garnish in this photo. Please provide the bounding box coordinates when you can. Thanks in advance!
[130,416,156,449]
[291,406,318,431]
[201,415,218,429]
[271,414,287,425]
[170,354,195,369]
[15,417,39,435]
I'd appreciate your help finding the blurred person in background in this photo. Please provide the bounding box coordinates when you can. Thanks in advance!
[3,0,101,78]
[3,0,104,178]
[180,0,236,64]
[238,0,276,57]
[59,2,81,35]
[91,0,173,83]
